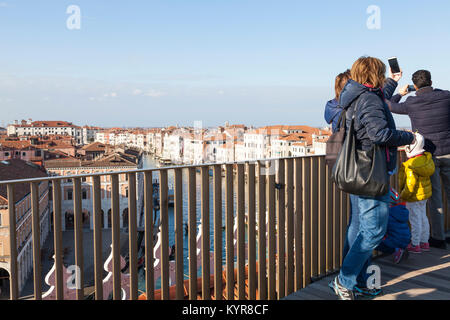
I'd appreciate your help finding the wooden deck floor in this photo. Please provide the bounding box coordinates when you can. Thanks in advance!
[284,247,450,300]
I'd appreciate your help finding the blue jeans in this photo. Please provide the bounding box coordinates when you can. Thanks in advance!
[338,192,390,290]
[342,194,370,287]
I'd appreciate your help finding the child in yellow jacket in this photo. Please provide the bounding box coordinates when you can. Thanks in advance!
[399,132,435,253]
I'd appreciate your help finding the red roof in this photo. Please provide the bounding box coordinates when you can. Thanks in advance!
[0,159,48,205]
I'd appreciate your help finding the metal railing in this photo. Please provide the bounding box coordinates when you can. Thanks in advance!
[0,154,448,300]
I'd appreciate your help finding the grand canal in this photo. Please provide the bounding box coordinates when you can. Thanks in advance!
[138,154,239,293]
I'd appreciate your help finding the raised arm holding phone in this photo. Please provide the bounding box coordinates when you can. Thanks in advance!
[386,68,450,248]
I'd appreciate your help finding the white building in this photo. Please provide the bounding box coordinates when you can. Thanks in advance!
[243,128,281,161]
[8,120,83,144]
[291,142,308,157]
[271,134,306,158]
[216,141,236,163]
[82,126,101,145]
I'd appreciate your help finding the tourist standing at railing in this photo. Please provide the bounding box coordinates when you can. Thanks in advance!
[325,69,401,133]
[325,65,405,299]
[387,70,450,249]
[325,70,352,132]
[329,56,415,300]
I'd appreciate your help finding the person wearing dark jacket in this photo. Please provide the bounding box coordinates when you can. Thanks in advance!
[325,68,404,297]
[387,70,450,248]
[329,57,414,300]
[325,71,400,133]
[325,70,351,132]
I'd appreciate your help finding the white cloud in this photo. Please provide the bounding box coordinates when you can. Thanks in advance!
[132,88,166,97]
[103,92,118,98]
[0,2,8,8]
[143,89,167,97]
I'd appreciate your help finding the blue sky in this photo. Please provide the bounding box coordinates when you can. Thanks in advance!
[1,0,449,128]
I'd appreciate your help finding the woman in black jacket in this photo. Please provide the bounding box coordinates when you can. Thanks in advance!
[329,56,414,300]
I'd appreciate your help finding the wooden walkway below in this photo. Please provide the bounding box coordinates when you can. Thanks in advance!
[284,247,450,300]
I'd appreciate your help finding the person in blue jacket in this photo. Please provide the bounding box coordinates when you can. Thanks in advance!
[325,69,401,134]
[325,64,407,299]
[375,189,411,264]
[324,70,352,132]
[328,56,415,300]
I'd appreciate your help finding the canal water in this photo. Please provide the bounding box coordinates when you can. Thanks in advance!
[137,154,239,293]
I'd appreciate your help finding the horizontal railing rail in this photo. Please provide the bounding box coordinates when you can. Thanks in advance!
[0,153,448,300]
[0,156,324,185]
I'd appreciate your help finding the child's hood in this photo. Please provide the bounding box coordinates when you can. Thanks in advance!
[404,152,435,177]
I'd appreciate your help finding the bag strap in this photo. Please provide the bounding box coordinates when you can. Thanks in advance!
[351,94,364,120]
[335,107,347,130]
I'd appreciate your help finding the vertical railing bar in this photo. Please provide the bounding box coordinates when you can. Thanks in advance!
[310,157,318,279]
[325,162,333,273]
[267,161,276,300]
[285,159,294,296]
[346,193,350,225]
[201,166,211,300]
[52,179,64,300]
[225,164,234,300]
[111,174,121,300]
[144,172,154,300]
[333,183,341,270]
[236,163,245,300]
[293,158,303,291]
[188,167,197,300]
[318,157,326,276]
[302,157,311,286]
[7,184,18,300]
[159,170,169,300]
[257,162,267,300]
[73,178,84,300]
[339,190,347,265]
[31,182,42,300]
[128,172,138,300]
[276,159,286,299]
[92,176,103,300]
[213,165,222,300]
[247,162,256,300]
[174,168,184,300]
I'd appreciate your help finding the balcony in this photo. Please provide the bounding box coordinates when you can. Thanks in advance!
[0,154,449,300]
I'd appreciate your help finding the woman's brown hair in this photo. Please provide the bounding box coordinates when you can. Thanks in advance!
[350,56,386,88]
[335,69,351,100]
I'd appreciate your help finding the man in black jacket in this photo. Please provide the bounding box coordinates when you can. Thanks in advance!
[387,70,450,248]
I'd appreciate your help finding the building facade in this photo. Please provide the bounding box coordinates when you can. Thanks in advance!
[7,120,83,145]
[44,152,141,232]
[0,160,50,294]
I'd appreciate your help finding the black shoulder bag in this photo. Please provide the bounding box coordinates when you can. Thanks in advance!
[331,98,390,197]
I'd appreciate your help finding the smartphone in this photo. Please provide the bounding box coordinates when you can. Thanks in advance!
[388,57,401,74]
[408,85,416,92]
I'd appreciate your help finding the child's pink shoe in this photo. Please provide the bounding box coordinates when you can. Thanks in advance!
[407,243,422,254]
[420,242,430,252]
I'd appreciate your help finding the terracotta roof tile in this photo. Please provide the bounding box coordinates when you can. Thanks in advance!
[0,159,48,205]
